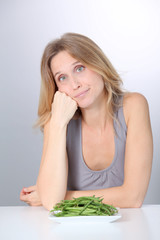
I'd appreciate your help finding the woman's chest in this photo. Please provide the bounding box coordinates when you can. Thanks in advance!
[81,126,115,171]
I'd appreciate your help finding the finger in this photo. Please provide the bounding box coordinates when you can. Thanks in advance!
[23,185,36,193]
[20,191,33,202]
[20,194,28,202]
[20,189,27,198]
[20,189,25,195]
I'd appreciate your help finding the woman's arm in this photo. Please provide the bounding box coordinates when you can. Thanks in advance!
[65,93,153,208]
[36,92,77,211]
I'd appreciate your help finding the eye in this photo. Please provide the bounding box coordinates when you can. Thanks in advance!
[75,65,85,72]
[58,75,66,82]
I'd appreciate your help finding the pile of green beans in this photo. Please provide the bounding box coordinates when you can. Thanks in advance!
[50,195,118,217]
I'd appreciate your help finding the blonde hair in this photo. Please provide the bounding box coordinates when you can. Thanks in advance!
[34,32,124,131]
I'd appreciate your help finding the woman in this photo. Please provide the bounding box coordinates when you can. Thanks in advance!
[20,33,153,210]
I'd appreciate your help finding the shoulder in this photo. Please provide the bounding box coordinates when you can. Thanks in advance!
[123,92,149,127]
[123,92,149,109]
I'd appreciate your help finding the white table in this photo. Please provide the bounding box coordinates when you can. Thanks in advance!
[0,205,159,240]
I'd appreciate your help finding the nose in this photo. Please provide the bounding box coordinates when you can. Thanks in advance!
[70,76,81,89]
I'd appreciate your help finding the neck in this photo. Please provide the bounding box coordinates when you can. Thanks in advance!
[80,94,110,132]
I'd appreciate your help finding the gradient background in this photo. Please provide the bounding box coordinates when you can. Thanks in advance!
[0,0,159,206]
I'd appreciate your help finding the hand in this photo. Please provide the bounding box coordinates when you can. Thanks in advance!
[20,185,42,206]
[51,91,78,127]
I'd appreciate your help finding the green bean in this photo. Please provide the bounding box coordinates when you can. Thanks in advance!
[78,200,93,215]
[50,195,118,217]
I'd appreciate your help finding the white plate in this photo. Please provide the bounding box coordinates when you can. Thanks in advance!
[49,211,121,223]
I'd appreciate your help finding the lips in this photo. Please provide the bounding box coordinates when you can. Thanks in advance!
[74,89,89,98]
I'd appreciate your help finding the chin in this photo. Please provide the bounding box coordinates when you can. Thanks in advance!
[78,100,93,109]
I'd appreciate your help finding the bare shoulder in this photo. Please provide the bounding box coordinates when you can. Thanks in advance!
[123,92,149,126]
[123,92,149,110]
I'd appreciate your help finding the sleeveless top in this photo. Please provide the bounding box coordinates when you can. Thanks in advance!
[66,101,127,191]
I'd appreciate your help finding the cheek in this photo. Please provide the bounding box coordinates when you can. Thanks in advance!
[91,75,104,90]
[58,86,71,96]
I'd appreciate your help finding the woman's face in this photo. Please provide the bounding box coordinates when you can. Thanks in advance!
[50,51,106,109]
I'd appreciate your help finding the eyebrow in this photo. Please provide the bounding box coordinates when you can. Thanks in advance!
[54,61,80,78]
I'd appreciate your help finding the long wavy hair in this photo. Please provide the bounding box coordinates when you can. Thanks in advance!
[34,32,124,131]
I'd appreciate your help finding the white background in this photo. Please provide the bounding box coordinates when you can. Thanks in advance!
[0,0,159,205]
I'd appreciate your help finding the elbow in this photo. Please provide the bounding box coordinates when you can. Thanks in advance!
[40,195,65,212]
[36,187,58,211]
[131,199,143,208]
[122,185,144,208]
[43,201,55,211]
[130,190,144,208]
[121,197,143,208]
[128,194,144,208]
[41,197,61,211]
[36,179,67,211]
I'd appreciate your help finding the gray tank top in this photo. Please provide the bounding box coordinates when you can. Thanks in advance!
[66,101,127,191]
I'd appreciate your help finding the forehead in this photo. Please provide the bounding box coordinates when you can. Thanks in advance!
[50,51,78,74]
